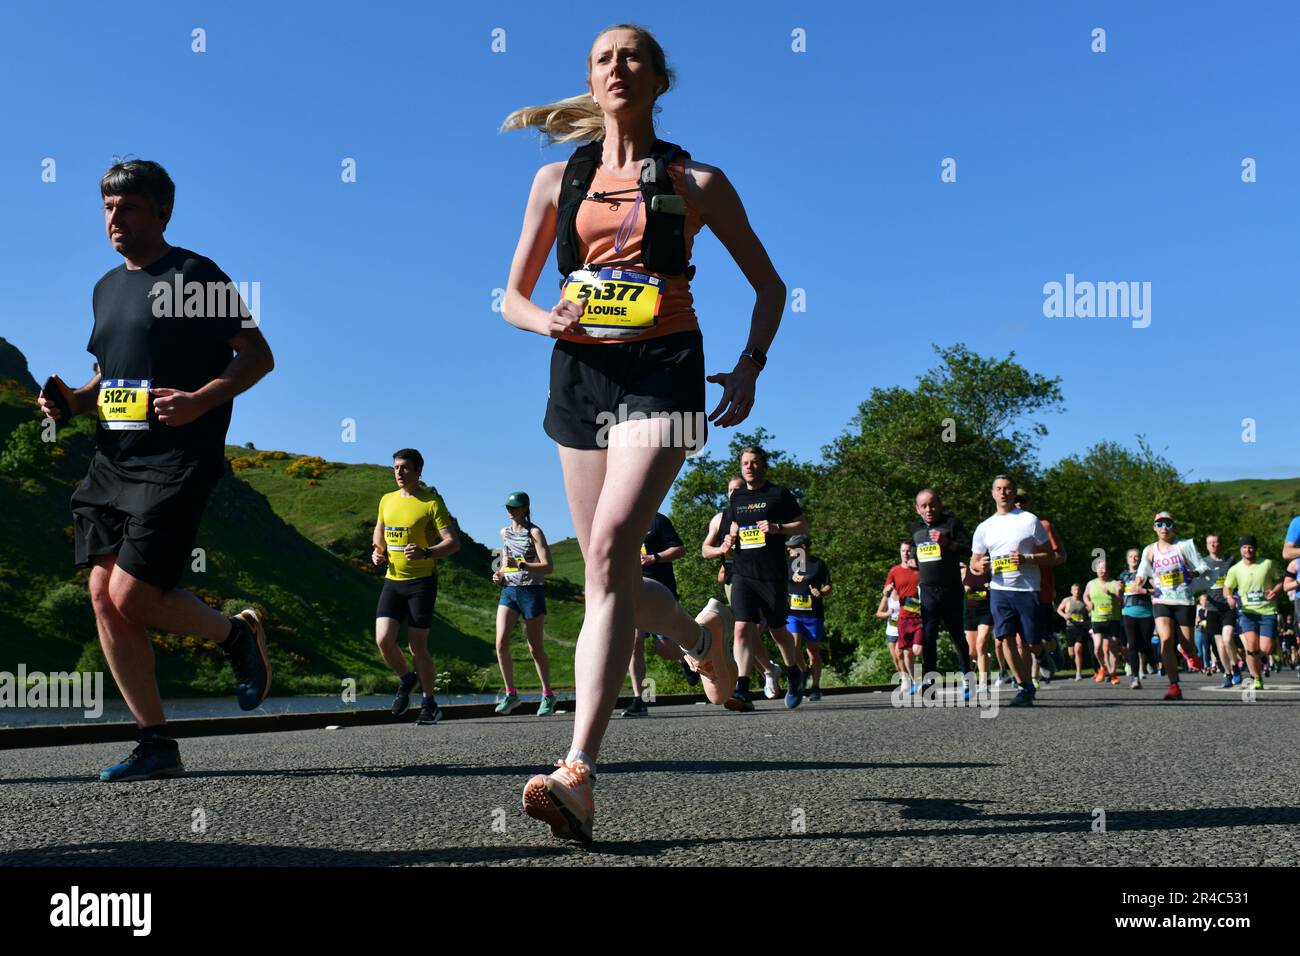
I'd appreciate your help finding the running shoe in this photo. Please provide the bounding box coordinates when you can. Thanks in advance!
[620,696,648,718]
[495,692,521,715]
[1130,677,1142,690]
[523,759,595,844]
[1039,654,1056,679]
[1093,668,1108,683]
[1231,672,1243,686]
[726,689,755,712]
[1008,688,1034,707]
[223,610,271,710]
[1125,663,1133,677]
[785,665,805,709]
[680,660,700,687]
[808,689,822,702]
[993,674,1005,688]
[685,598,739,706]
[415,702,442,725]
[1073,672,1083,681]
[1032,679,1041,690]
[1163,683,1184,702]
[1252,677,1264,690]
[763,669,782,700]
[1219,675,1234,689]
[537,693,558,717]
[1109,673,1121,686]
[1188,655,1205,673]
[99,739,184,782]
[391,676,417,716]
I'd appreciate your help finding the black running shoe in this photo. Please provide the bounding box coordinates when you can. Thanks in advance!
[620,697,649,718]
[680,660,701,687]
[224,610,271,710]
[415,702,442,725]
[392,678,417,716]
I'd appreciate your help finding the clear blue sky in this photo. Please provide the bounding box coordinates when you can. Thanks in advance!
[3,1,1296,544]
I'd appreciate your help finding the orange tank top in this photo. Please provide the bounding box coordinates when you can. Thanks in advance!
[559,161,703,345]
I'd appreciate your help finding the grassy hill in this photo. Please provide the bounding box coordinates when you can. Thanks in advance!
[0,338,614,697]
[1204,478,1300,524]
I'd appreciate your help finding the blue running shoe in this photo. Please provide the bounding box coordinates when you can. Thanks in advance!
[100,740,184,782]
[1220,675,1234,689]
[1231,672,1243,686]
[785,665,805,709]
[223,610,271,710]
[1008,688,1035,707]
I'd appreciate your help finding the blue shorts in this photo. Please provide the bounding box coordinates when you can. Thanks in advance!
[499,584,547,620]
[786,615,825,642]
[990,589,1042,645]
[1235,611,1276,639]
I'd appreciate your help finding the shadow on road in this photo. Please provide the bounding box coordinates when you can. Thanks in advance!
[0,758,1000,786]
[0,841,570,867]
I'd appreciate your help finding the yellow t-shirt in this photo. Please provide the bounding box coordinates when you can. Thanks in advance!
[378,488,454,581]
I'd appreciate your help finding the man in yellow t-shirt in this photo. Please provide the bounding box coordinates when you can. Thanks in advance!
[371,448,459,725]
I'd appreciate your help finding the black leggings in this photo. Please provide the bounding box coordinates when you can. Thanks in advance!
[1124,615,1155,672]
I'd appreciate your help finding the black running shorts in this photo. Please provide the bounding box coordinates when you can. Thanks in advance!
[1153,603,1195,627]
[544,329,706,451]
[72,454,224,591]
[730,575,785,627]
[376,577,439,629]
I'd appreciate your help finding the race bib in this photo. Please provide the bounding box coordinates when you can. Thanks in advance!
[640,544,647,555]
[1125,582,1141,595]
[739,525,766,550]
[916,542,941,562]
[969,589,988,601]
[1246,588,1267,604]
[385,526,410,551]
[1069,613,1085,623]
[1214,575,1227,589]
[902,595,921,614]
[1095,598,1113,614]
[1158,568,1185,588]
[97,379,150,430]
[789,594,813,611]
[992,554,1018,575]
[563,267,662,334]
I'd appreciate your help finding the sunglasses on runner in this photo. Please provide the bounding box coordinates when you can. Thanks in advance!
[1154,520,1174,529]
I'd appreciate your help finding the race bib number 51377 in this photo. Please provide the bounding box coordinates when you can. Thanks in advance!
[563,267,662,332]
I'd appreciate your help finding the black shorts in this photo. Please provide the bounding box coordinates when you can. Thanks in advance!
[1065,624,1090,645]
[1204,600,1232,634]
[1153,603,1195,627]
[1091,619,1123,639]
[72,453,224,591]
[964,606,992,629]
[377,577,439,629]
[730,575,785,626]
[543,329,706,451]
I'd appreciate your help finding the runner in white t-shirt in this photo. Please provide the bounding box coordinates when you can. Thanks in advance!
[969,475,1051,708]
[1135,511,1208,701]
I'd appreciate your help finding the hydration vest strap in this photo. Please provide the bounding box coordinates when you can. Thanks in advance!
[555,138,694,281]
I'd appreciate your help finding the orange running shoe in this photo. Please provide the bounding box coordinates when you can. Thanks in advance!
[684,598,738,706]
[1109,673,1121,685]
[1093,668,1108,683]
[523,759,594,844]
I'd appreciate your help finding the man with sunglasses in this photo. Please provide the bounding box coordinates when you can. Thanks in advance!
[1136,512,1208,701]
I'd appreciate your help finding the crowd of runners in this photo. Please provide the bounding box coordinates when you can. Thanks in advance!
[31,25,1298,849]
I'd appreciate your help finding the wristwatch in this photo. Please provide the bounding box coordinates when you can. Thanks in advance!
[739,347,767,371]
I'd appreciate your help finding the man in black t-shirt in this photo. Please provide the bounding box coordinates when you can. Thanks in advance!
[37,160,275,782]
[910,488,974,690]
[785,535,832,700]
[721,446,810,711]
[622,512,689,716]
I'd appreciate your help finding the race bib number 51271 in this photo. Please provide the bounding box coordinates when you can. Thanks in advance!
[97,379,150,430]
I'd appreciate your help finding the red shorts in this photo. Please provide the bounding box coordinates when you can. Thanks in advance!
[897,613,923,649]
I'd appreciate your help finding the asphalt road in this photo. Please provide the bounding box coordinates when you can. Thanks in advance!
[4,672,1299,866]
